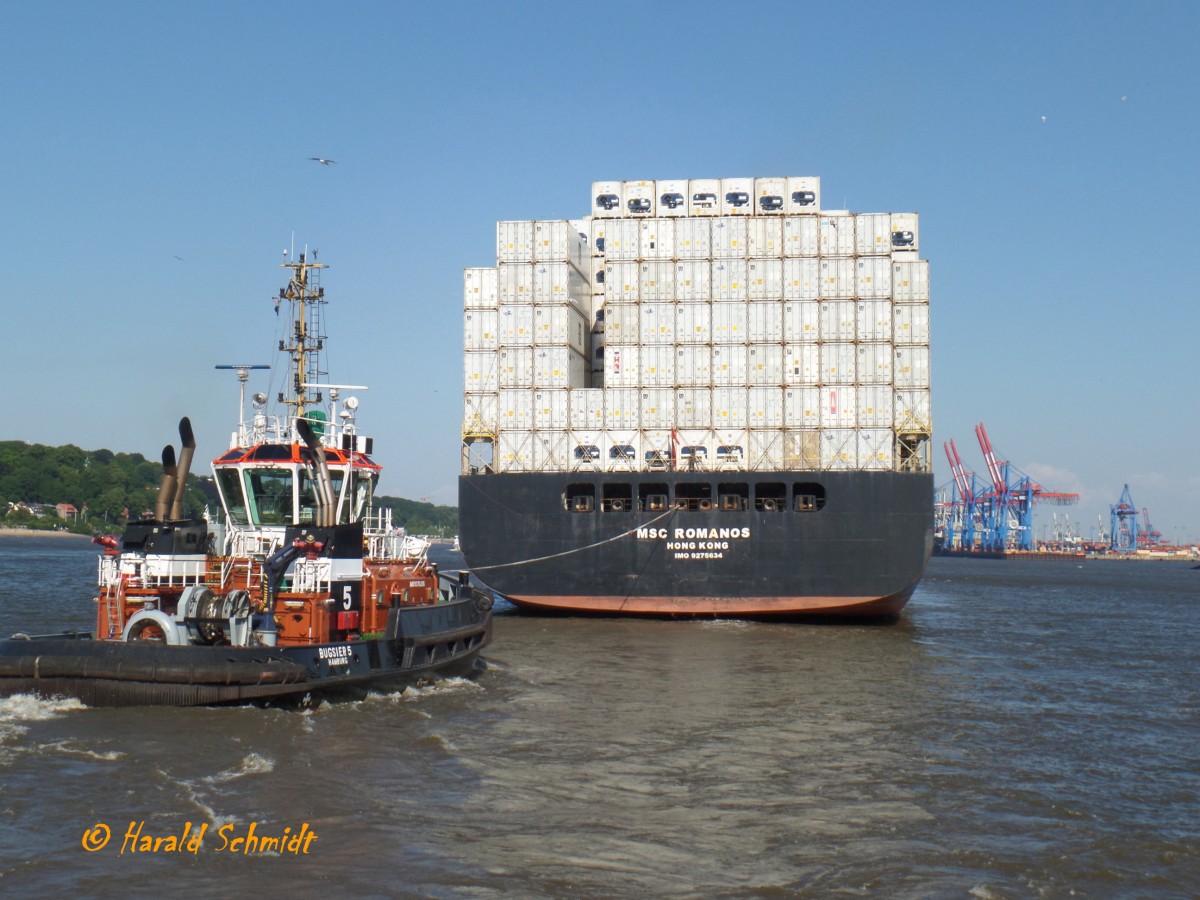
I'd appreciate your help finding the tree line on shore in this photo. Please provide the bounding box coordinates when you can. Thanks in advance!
[0,440,457,537]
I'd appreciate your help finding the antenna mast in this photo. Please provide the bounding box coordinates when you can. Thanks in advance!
[279,250,328,422]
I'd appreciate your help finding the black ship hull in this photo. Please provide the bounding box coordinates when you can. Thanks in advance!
[0,595,491,708]
[459,470,934,618]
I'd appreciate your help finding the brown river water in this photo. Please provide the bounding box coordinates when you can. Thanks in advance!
[0,535,1196,897]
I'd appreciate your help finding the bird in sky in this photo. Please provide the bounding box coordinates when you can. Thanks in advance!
[1041,115,1048,124]
[309,157,336,165]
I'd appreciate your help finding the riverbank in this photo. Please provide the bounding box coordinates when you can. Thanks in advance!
[0,528,90,539]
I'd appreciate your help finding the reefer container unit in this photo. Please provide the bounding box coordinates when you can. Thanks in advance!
[786,176,821,213]
[720,177,755,215]
[891,213,919,251]
[622,180,656,217]
[754,177,787,215]
[591,181,623,218]
[688,179,720,216]
[657,179,689,216]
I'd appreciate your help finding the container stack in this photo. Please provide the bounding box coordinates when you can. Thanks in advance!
[462,177,931,475]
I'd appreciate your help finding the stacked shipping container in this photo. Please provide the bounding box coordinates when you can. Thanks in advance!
[463,178,931,474]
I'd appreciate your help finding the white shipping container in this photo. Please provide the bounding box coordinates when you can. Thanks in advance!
[592,181,624,219]
[891,212,919,252]
[495,429,535,473]
[622,180,656,217]
[568,430,603,470]
[855,257,893,299]
[712,258,748,301]
[674,388,712,428]
[603,261,641,302]
[464,309,498,351]
[783,343,820,385]
[464,350,498,393]
[892,259,930,302]
[532,389,570,431]
[713,430,748,469]
[785,176,821,214]
[711,345,747,385]
[532,261,590,305]
[602,431,640,472]
[747,387,784,428]
[675,260,711,300]
[819,258,857,299]
[463,267,499,309]
[857,429,895,470]
[676,345,712,385]
[602,301,639,342]
[604,344,640,387]
[604,388,640,429]
[893,303,930,345]
[894,389,932,434]
[638,302,676,343]
[532,305,589,355]
[747,216,783,257]
[748,301,783,343]
[754,177,787,216]
[820,429,858,469]
[639,260,676,302]
[638,387,676,429]
[532,432,570,472]
[638,344,676,387]
[747,258,784,301]
[747,344,784,386]
[711,301,747,344]
[533,220,588,271]
[497,347,534,387]
[894,347,931,389]
[819,213,856,257]
[640,429,674,470]
[639,219,675,259]
[604,219,643,260]
[675,430,714,470]
[856,343,894,385]
[711,216,749,257]
[462,392,498,435]
[675,300,712,343]
[819,386,857,429]
[856,385,894,428]
[498,388,534,428]
[821,342,857,385]
[819,300,856,341]
[568,388,605,431]
[747,429,785,470]
[674,217,712,258]
[783,430,821,469]
[533,347,588,388]
[720,177,755,215]
[782,216,819,257]
[783,300,820,342]
[497,262,534,303]
[497,221,534,263]
[855,213,893,256]
[712,387,748,429]
[688,179,721,216]
[856,300,893,342]
[783,257,820,300]
[497,304,534,346]
[783,387,820,429]
[656,179,689,217]
[590,218,609,257]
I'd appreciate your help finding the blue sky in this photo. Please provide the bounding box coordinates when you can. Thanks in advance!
[2,1,1197,543]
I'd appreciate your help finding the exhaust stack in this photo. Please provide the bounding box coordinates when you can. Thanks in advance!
[297,418,336,527]
[155,446,178,521]
[169,417,196,521]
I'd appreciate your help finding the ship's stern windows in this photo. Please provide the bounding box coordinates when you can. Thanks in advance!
[601,483,633,512]
[639,484,670,512]
[675,482,713,511]
[792,481,827,512]
[566,484,595,512]
[718,483,749,511]
[754,482,787,512]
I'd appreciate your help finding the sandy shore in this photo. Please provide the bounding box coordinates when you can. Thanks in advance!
[0,528,91,539]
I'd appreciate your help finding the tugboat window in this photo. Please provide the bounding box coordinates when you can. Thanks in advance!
[216,468,249,525]
[793,481,827,512]
[245,468,294,525]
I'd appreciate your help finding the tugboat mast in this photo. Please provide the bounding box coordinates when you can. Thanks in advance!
[279,251,328,424]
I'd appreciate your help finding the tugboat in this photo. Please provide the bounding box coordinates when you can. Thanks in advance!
[0,250,492,707]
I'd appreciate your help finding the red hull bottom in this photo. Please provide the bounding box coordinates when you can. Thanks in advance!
[505,590,912,619]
